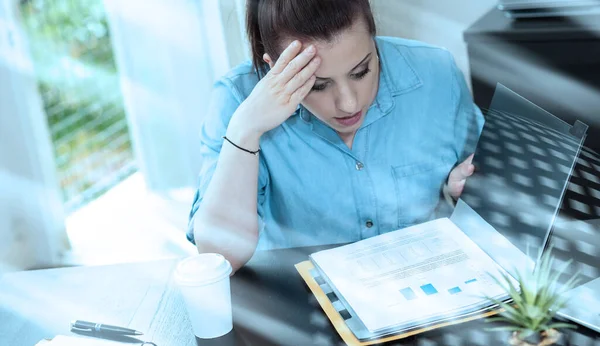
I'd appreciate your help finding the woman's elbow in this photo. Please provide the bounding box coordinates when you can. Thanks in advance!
[193,213,258,273]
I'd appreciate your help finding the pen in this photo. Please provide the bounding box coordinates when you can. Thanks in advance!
[70,320,143,336]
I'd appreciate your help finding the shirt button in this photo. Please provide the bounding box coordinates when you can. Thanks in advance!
[365,220,374,228]
[355,162,364,171]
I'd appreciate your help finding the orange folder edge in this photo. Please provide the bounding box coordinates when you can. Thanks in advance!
[295,260,501,346]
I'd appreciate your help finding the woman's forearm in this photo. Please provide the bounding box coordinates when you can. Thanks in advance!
[193,117,262,272]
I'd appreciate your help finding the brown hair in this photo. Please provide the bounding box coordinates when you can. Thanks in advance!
[246,0,376,78]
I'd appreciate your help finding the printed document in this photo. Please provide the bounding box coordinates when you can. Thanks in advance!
[310,218,515,332]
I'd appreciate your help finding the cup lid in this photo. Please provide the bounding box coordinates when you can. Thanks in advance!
[175,253,232,286]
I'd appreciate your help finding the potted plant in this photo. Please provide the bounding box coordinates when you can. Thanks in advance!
[485,247,580,346]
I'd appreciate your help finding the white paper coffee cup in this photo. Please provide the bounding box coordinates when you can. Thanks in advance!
[174,253,233,339]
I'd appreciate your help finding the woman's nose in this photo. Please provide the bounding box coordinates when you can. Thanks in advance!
[335,86,359,114]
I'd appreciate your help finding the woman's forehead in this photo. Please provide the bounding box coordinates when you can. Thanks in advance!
[312,30,374,78]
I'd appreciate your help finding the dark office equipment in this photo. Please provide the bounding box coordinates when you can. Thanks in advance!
[464,8,600,153]
[464,8,600,222]
[498,0,600,18]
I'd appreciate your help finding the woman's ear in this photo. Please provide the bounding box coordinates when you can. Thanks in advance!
[263,53,274,68]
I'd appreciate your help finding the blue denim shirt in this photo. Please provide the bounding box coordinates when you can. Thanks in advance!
[188,36,484,250]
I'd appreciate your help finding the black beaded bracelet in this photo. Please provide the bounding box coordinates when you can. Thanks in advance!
[222,136,260,156]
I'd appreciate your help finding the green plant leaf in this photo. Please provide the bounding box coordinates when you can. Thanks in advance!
[559,271,581,295]
[486,316,516,326]
[486,316,509,322]
[489,270,522,307]
[538,247,555,283]
[547,322,578,330]
[515,268,535,306]
[488,300,530,327]
[483,247,581,333]
[485,325,524,332]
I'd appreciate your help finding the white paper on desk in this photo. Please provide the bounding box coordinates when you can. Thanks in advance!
[310,218,515,333]
[43,335,130,345]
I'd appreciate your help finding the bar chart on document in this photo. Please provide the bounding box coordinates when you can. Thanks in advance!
[345,224,508,323]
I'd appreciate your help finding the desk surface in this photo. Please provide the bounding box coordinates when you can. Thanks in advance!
[1,223,600,346]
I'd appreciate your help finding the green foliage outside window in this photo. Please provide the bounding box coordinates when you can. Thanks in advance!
[19,0,135,211]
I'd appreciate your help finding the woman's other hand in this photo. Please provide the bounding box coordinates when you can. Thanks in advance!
[229,41,321,138]
[446,154,475,199]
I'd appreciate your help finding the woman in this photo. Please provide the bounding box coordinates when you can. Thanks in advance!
[188,0,484,272]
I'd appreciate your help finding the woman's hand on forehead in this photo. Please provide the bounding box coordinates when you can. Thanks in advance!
[230,41,321,137]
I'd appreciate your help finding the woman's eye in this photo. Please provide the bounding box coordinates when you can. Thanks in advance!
[351,68,371,80]
[310,68,370,92]
[311,83,328,92]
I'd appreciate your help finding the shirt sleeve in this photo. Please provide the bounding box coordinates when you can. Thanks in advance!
[186,79,268,245]
[450,56,485,163]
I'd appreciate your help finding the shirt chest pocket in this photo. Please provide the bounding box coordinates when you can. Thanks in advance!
[392,156,453,228]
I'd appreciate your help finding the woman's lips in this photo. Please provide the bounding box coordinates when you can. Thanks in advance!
[334,111,363,127]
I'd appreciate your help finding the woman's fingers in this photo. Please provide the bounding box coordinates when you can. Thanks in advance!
[447,154,475,198]
[285,56,320,94]
[277,45,316,85]
[290,75,316,104]
[269,41,302,75]
[448,154,474,183]
[263,40,318,105]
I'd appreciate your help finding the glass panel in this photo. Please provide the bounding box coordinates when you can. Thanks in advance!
[452,83,587,274]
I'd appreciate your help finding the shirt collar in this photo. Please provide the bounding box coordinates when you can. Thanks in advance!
[298,36,423,125]
[376,37,423,96]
